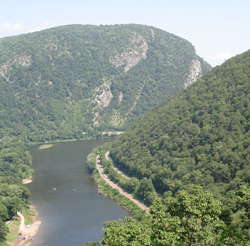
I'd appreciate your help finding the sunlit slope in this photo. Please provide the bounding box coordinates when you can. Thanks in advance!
[0,24,211,141]
[110,49,250,201]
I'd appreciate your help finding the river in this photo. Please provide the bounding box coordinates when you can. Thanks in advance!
[26,139,131,246]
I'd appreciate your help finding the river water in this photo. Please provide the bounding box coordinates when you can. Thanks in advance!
[27,139,131,246]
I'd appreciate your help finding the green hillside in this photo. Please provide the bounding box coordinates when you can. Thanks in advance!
[0,135,33,242]
[0,24,211,142]
[110,49,250,216]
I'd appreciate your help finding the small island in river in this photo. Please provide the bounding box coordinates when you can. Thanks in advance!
[38,144,54,150]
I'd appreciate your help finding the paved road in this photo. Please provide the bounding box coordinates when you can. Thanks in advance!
[96,155,149,212]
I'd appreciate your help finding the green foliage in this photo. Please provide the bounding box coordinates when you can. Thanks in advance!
[0,219,9,242]
[110,49,250,229]
[87,149,99,172]
[0,134,32,242]
[87,143,148,220]
[220,225,245,246]
[25,207,35,216]
[85,242,100,246]
[0,24,211,142]
[137,177,157,205]
[99,186,238,245]
[151,186,222,245]
[101,217,151,246]
[236,185,250,222]
[228,185,250,243]
[129,177,140,193]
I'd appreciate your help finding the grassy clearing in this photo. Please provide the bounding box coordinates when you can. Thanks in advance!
[6,217,20,243]
[38,143,54,149]
[0,242,9,246]
[22,209,33,225]
[25,207,35,216]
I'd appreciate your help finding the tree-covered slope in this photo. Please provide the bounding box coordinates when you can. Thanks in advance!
[110,49,250,211]
[0,24,211,141]
[0,134,33,241]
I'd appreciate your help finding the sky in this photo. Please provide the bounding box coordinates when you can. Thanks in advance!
[1,0,249,67]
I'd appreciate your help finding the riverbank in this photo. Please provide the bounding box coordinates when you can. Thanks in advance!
[38,144,54,150]
[5,205,41,246]
[29,138,78,146]
[28,134,122,146]
[22,177,32,185]
[26,138,126,245]
[96,155,149,213]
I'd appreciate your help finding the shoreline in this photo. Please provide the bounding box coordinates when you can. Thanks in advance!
[23,177,32,185]
[16,138,114,245]
[38,144,54,150]
[6,205,41,246]
[28,135,120,146]
[96,185,135,215]
[95,155,149,213]
[18,138,117,245]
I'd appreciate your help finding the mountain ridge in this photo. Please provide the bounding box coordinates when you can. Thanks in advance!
[0,24,211,141]
[109,48,250,216]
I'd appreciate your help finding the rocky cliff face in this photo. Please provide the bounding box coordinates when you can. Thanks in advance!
[184,59,203,88]
[109,33,148,72]
[91,80,113,126]
[0,24,211,140]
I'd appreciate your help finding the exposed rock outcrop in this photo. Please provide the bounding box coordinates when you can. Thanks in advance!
[0,55,31,82]
[91,80,113,126]
[18,55,31,67]
[184,59,202,88]
[109,33,148,72]
[119,91,123,103]
[110,109,124,127]
[93,80,113,109]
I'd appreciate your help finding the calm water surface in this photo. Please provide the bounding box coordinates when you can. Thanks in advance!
[27,139,131,246]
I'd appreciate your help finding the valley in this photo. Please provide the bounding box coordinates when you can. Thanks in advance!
[0,23,249,245]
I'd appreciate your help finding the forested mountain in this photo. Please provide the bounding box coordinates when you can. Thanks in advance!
[0,24,211,141]
[110,49,250,219]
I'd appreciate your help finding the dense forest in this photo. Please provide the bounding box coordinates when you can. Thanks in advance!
[98,185,250,245]
[0,24,211,142]
[88,143,250,245]
[0,134,33,241]
[107,49,250,242]
[0,24,212,243]
[0,23,249,244]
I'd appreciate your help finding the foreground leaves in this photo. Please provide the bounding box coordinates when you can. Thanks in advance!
[100,186,226,245]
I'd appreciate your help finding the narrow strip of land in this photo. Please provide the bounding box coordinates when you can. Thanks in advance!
[96,155,149,212]
[105,151,162,198]
[105,151,130,180]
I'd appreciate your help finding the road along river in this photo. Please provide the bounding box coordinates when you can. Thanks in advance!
[26,139,131,246]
